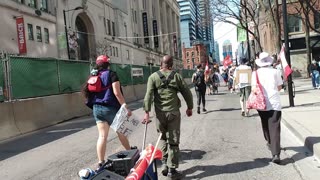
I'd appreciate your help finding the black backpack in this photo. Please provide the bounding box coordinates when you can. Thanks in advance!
[211,73,219,83]
[195,71,205,86]
[156,71,177,90]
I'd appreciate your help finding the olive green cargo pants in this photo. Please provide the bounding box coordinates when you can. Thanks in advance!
[155,109,181,169]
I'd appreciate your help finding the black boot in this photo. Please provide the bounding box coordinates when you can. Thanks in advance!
[271,154,280,164]
[167,168,184,179]
[197,107,200,114]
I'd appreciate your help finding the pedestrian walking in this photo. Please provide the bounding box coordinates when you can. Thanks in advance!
[252,52,283,164]
[192,64,207,114]
[308,60,320,89]
[82,55,134,171]
[233,58,252,116]
[143,55,193,179]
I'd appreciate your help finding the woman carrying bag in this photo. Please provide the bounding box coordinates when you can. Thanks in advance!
[248,52,283,164]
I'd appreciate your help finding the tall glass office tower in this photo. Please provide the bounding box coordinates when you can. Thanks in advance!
[178,0,214,57]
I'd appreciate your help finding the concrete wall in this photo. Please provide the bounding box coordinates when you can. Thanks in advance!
[0,92,91,141]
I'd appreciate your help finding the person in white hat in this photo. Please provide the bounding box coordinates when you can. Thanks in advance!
[252,52,283,164]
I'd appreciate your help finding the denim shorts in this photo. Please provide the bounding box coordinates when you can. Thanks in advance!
[93,104,119,125]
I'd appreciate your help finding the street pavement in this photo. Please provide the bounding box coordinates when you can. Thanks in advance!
[280,78,320,160]
[0,80,320,180]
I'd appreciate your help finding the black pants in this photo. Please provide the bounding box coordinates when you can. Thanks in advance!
[258,110,282,156]
[195,88,206,108]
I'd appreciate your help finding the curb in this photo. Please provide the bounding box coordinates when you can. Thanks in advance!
[281,116,320,160]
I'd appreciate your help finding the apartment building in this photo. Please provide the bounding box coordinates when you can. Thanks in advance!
[57,0,181,66]
[1,0,182,67]
[0,0,58,57]
[259,1,320,77]
[182,42,208,69]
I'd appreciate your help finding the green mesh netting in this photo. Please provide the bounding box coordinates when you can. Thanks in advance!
[110,63,132,86]
[10,57,60,99]
[58,60,90,93]
[6,56,192,100]
[182,69,195,78]
[0,59,4,101]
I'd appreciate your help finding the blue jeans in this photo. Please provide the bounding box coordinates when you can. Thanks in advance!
[93,104,119,125]
[312,70,320,88]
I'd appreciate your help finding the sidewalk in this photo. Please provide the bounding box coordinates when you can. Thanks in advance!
[280,78,320,159]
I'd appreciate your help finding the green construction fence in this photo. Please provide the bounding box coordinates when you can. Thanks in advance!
[4,56,194,100]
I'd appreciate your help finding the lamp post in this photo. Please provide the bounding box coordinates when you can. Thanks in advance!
[63,7,83,59]
[282,0,295,107]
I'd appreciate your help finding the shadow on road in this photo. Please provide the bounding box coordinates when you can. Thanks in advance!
[0,116,95,161]
[205,108,241,114]
[180,149,207,161]
[281,136,320,166]
[182,158,270,179]
[282,102,320,109]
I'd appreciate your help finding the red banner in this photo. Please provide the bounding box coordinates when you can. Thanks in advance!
[16,17,27,54]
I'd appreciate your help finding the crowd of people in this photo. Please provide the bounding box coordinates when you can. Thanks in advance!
[82,51,317,179]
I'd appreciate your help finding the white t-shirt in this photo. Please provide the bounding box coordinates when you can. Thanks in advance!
[251,67,283,111]
[234,65,252,88]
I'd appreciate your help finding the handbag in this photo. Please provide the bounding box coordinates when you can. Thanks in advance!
[246,71,266,110]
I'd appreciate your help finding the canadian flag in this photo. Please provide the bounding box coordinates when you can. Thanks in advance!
[223,55,232,67]
[205,60,210,74]
[279,43,293,80]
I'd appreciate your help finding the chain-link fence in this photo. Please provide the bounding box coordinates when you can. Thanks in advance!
[0,56,194,101]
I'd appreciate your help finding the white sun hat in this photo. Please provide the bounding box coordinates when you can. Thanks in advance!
[255,52,273,67]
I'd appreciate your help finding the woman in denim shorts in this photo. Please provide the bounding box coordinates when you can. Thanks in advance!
[83,55,133,171]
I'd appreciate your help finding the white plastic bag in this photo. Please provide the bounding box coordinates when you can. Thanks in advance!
[110,104,140,136]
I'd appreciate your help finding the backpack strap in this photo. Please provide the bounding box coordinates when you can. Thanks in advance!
[156,70,176,89]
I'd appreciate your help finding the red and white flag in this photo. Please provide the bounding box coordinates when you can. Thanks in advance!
[279,43,293,80]
[205,60,209,74]
[223,55,232,67]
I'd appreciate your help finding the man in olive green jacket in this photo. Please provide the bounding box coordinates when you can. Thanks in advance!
[143,55,193,179]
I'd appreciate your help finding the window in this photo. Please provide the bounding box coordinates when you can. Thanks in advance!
[116,47,118,57]
[134,11,137,23]
[107,19,111,35]
[124,23,127,40]
[44,28,49,43]
[315,11,320,29]
[288,14,302,33]
[27,24,34,40]
[112,47,115,56]
[192,52,194,57]
[186,52,189,57]
[36,26,42,42]
[28,0,37,8]
[187,59,190,63]
[192,58,195,63]
[40,0,48,12]
[112,21,115,36]
[132,9,135,22]
[126,50,130,60]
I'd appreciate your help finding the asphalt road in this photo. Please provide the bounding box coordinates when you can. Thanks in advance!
[1,86,320,180]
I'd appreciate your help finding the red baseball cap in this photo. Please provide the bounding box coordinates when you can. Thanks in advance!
[96,55,110,65]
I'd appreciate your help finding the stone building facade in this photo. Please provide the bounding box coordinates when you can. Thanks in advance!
[0,0,182,67]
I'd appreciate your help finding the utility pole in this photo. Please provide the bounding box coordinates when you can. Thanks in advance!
[304,1,311,77]
[63,10,70,59]
[244,0,251,61]
[282,0,295,107]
